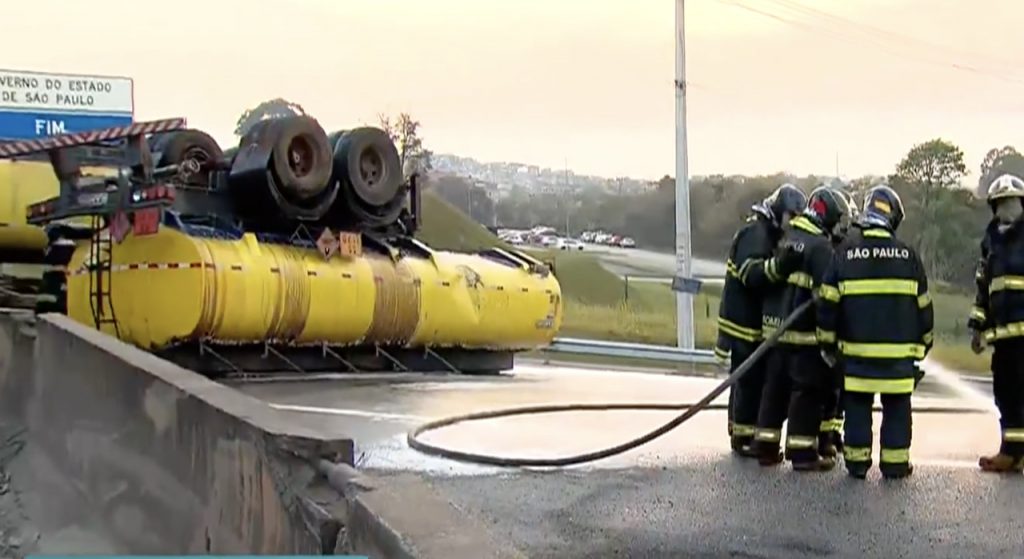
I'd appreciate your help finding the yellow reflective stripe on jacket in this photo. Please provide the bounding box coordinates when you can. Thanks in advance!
[1003,428,1024,442]
[839,341,925,359]
[791,215,823,236]
[788,271,813,289]
[839,278,918,297]
[970,306,986,322]
[844,446,872,461]
[819,284,841,302]
[990,275,1024,294]
[862,229,891,238]
[917,292,931,308]
[984,322,1024,342]
[880,447,910,464]
[845,376,916,394]
[816,328,836,344]
[764,258,780,282]
[726,258,739,278]
[778,330,818,346]
[738,258,759,282]
[718,317,762,342]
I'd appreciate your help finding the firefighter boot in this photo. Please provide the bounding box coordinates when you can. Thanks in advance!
[792,455,837,472]
[818,433,837,459]
[978,453,1024,473]
[757,444,784,466]
[881,463,914,480]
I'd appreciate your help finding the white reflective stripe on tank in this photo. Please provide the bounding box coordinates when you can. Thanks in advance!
[67,262,218,276]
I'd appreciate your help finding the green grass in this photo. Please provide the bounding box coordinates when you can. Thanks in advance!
[416,192,510,252]
[415,192,989,373]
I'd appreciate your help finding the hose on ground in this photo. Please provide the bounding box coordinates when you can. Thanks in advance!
[407,300,812,467]
[407,299,989,468]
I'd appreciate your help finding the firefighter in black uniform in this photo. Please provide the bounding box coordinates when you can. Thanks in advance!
[818,189,860,459]
[717,183,807,456]
[752,186,851,470]
[817,184,932,480]
[969,174,1024,473]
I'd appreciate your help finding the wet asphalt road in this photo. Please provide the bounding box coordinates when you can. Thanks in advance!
[235,361,1018,559]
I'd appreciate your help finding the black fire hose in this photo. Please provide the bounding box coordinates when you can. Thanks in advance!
[407,300,990,468]
[406,300,814,467]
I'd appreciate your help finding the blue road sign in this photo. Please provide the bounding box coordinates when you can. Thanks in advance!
[0,69,134,140]
[0,110,132,140]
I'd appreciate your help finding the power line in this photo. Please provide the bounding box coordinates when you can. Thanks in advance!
[763,0,1023,74]
[714,0,1024,87]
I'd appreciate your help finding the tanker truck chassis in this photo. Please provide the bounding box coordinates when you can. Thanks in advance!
[0,116,563,376]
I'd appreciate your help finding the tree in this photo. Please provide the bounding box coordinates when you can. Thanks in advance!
[978,146,1024,197]
[890,139,979,282]
[893,138,967,192]
[378,113,433,172]
[235,98,306,137]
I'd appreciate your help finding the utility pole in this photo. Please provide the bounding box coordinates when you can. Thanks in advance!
[564,158,571,236]
[674,0,695,349]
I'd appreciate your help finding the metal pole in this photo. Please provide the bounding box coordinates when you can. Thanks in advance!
[674,0,695,350]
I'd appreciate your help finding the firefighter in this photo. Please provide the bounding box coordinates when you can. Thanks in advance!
[817,184,932,480]
[970,173,1024,473]
[818,189,860,459]
[752,186,851,470]
[717,183,807,456]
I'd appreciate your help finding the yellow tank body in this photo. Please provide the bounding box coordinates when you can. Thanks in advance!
[65,227,563,352]
[0,160,108,255]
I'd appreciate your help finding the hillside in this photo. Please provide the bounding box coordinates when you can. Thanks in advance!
[417,192,507,252]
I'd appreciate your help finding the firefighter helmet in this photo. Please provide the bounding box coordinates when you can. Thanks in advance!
[753,183,807,228]
[986,174,1024,204]
[860,184,905,232]
[804,185,851,233]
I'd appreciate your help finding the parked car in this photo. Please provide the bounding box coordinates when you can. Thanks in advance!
[557,238,585,251]
[618,237,636,248]
[539,235,560,248]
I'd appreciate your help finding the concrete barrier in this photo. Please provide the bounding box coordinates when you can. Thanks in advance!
[0,311,521,558]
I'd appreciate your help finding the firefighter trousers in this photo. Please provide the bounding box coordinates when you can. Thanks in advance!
[754,346,828,462]
[729,339,765,446]
[819,366,843,449]
[844,390,912,476]
[992,338,1024,457]
[752,348,789,456]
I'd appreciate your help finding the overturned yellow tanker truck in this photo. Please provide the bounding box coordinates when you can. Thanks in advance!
[0,115,563,375]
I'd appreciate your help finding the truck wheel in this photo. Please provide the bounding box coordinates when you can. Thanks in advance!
[269,116,333,201]
[333,127,403,208]
[155,130,224,188]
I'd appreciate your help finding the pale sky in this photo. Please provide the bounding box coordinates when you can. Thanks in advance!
[4,0,1024,182]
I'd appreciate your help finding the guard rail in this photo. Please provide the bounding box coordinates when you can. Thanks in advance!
[545,337,718,365]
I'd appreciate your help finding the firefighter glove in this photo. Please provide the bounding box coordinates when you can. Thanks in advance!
[970,329,986,355]
[773,245,803,277]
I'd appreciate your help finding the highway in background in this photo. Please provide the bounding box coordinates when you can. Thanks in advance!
[233,360,1012,559]
[580,243,726,283]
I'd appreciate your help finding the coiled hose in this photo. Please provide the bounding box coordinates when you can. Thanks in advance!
[407,299,987,468]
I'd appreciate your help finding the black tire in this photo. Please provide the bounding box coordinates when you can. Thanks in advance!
[154,130,224,188]
[269,116,333,201]
[327,130,348,149]
[333,127,403,208]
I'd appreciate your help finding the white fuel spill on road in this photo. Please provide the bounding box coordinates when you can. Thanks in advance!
[247,360,998,477]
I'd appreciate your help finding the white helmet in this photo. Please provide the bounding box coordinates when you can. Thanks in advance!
[987,174,1024,203]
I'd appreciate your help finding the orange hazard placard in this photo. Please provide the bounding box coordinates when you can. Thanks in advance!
[339,232,363,258]
[317,228,340,260]
[132,208,161,236]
